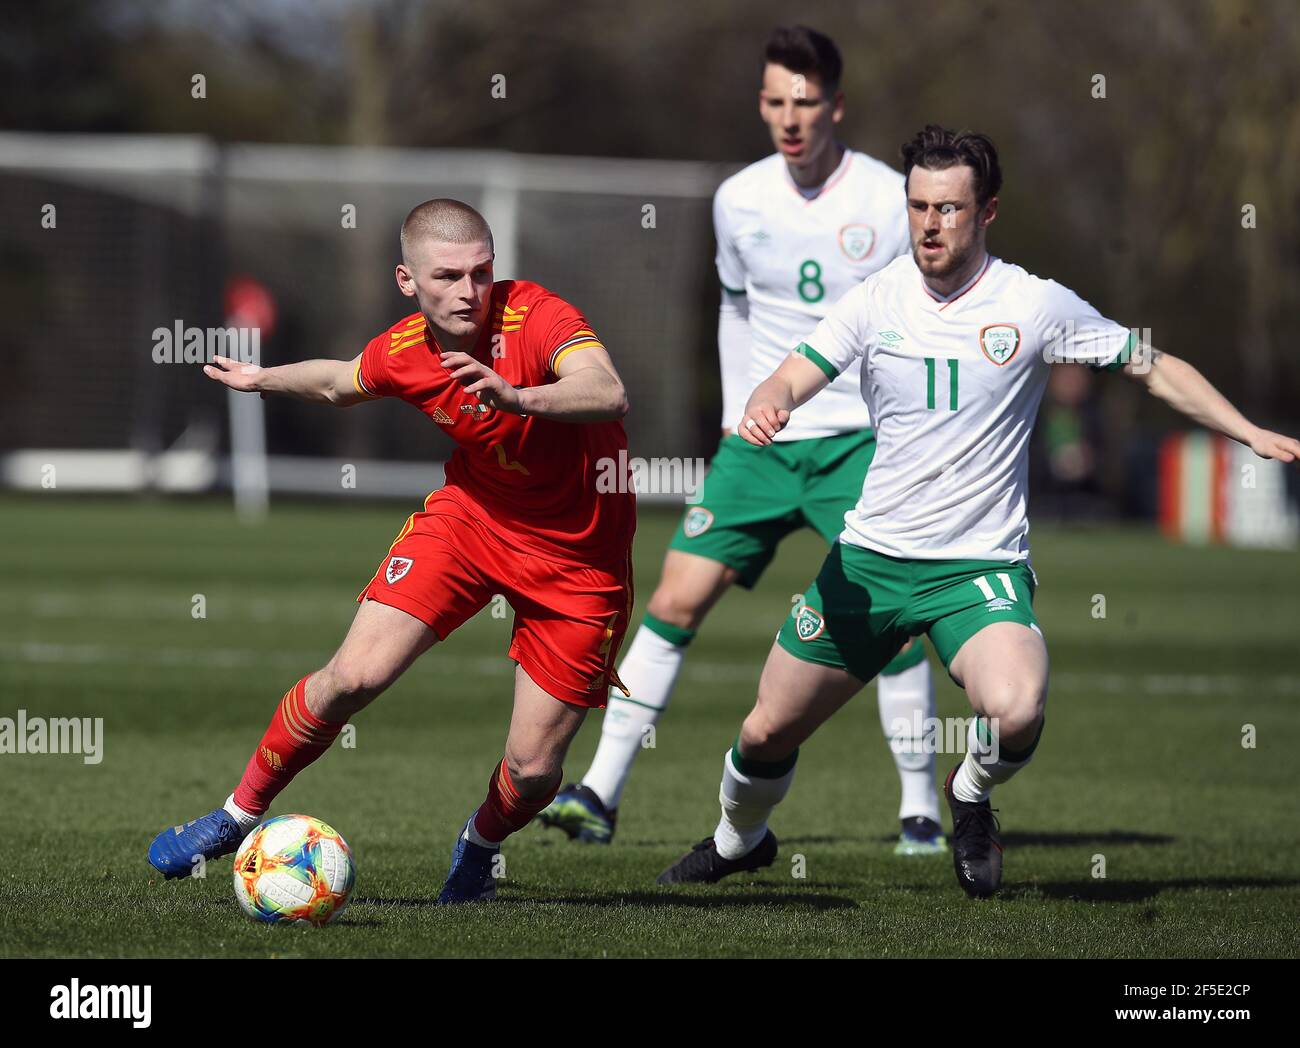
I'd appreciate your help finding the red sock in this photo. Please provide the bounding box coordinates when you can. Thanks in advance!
[472,759,560,844]
[232,675,344,816]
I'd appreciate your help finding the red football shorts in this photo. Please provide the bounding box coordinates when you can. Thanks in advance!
[356,491,633,708]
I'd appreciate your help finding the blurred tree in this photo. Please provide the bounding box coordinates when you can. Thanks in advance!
[2,0,1296,467]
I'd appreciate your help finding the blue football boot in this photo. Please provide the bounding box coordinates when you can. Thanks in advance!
[894,815,949,856]
[536,783,616,844]
[148,807,247,879]
[435,820,499,904]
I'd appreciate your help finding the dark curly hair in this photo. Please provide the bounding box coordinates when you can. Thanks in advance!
[901,125,1002,205]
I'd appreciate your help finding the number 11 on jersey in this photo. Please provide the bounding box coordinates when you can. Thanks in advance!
[925,357,959,411]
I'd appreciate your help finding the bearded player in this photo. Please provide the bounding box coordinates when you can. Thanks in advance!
[541,26,945,856]
[148,199,636,904]
[658,126,1300,896]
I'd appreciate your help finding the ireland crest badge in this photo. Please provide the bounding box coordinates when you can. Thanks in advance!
[979,323,1021,366]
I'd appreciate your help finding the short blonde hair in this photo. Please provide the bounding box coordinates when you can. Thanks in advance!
[400,198,493,264]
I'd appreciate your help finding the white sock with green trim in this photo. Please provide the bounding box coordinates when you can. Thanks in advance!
[951,716,1042,803]
[877,658,940,822]
[714,746,796,859]
[582,620,691,809]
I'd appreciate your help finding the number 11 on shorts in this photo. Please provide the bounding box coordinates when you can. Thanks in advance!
[972,573,1017,601]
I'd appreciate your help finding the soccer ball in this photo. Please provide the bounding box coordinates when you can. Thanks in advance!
[232,814,356,926]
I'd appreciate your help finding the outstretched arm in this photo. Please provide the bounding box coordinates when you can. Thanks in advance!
[203,354,368,407]
[1124,349,1299,462]
[737,352,831,446]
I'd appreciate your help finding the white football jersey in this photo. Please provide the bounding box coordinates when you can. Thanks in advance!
[798,254,1135,561]
[714,149,909,441]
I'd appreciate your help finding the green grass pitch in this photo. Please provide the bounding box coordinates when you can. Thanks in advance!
[1,494,1297,958]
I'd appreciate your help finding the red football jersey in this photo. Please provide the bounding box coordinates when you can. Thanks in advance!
[354,280,635,567]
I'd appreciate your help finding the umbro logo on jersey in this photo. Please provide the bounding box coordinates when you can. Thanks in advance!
[879,330,904,342]
[432,407,454,425]
[979,323,1021,366]
[386,557,414,584]
[983,597,1016,613]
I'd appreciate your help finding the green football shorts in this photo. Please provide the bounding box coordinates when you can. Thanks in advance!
[778,541,1041,682]
[669,429,876,589]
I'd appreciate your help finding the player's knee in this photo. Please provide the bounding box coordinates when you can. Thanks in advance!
[738,707,796,763]
[317,657,390,713]
[645,583,709,632]
[504,754,560,799]
[978,679,1045,741]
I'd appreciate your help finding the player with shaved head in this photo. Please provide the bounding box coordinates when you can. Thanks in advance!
[400,197,494,260]
[149,198,637,904]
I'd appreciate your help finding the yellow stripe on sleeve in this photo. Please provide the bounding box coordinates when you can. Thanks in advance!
[353,357,379,398]
[551,340,604,371]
